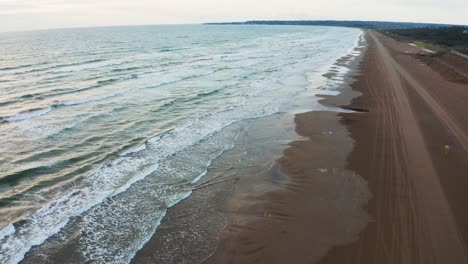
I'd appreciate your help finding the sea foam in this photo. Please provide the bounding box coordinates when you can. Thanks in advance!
[0,25,363,264]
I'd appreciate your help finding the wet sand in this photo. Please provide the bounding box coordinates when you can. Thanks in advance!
[132,35,367,263]
[204,42,371,263]
[205,110,371,263]
[132,32,369,263]
[132,112,302,264]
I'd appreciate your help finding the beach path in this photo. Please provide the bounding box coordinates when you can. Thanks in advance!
[371,31,467,263]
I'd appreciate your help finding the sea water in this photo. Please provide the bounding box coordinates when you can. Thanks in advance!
[0,25,361,263]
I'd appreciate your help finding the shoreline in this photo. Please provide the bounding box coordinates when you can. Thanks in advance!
[2,26,364,264]
[203,32,369,264]
[4,25,468,264]
[131,31,368,263]
[132,30,468,264]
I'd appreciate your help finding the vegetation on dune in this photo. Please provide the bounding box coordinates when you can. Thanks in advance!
[383,26,468,55]
[206,20,451,30]
[413,41,442,52]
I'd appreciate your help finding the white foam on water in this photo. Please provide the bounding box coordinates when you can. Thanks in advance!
[0,26,364,264]
[0,224,15,241]
[5,107,52,122]
[78,121,245,264]
[0,92,272,264]
[52,59,124,73]
[1,67,217,127]
[73,70,316,263]
[120,143,148,157]
[0,145,166,264]
[10,69,289,263]
[306,30,364,105]
[55,89,127,107]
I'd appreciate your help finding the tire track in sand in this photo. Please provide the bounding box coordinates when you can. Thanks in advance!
[370,31,468,264]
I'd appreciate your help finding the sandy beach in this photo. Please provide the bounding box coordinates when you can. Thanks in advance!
[131,31,368,264]
[320,31,468,264]
[131,30,468,264]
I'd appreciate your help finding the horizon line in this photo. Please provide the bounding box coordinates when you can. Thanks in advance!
[1,19,466,34]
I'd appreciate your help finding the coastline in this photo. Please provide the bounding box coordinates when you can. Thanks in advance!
[2,26,364,264]
[204,34,370,263]
[133,30,468,264]
[134,31,468,264]
[132,31,368,263]
[3,25,468,264]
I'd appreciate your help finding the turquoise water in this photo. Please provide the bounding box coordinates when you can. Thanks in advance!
[0,25,361,263]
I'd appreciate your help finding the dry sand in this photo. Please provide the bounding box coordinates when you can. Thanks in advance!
[320,31,468,264]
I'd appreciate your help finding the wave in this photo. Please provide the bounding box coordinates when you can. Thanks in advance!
[196,88,221,97]
[143,72,211,90]
[14,67,47,75]
[120,143,148,156]
[3,107,52,122]
[0,92,263,263]
[0,65,33,71]
[0,82,106,108]
[111,66,140,73]
[0,224,15,241]
[0,26,365,264]
[0,151,161,264]
[0,62,47,72]
[2,70,157,124]
[19,94,35,99]
[159,47,189,52]
[12,64,56,76]
[48,59,126,73]
[148,81,239,115]
[148,92,217,114]
[0,100,16,108]
[52,90,126,107]
[49,59,105,70]
[3,89,126,123]
[96,78,119,85]
[80,130,240,263]
[0,67,212,110]
[0,148,123,204]
[158,60,184,67]
[39,75,136,100]
[0,163,55,185]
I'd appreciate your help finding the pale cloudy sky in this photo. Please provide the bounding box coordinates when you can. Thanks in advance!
[0,0,467,32]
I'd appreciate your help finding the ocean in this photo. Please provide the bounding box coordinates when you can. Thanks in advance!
[0,25,362,263]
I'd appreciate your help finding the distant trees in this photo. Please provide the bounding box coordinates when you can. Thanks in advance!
[386,26,468,54]
[206,20,450,30]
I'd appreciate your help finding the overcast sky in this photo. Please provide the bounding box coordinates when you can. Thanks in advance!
[1,0,467,32]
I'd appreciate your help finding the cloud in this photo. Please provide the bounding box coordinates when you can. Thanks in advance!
[0,0,466,32]
[0,0,91,15]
